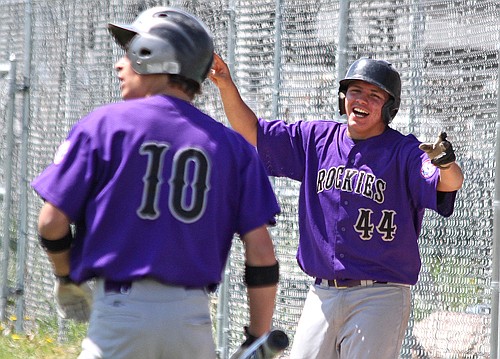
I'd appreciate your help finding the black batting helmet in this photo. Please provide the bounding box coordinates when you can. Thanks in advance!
[338,58,401,124]
[108,7,214,85]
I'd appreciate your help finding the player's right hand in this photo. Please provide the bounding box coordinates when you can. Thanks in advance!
[419,131,456,168]
[208,53,234,90]
[230,326,261,358]
[54,277,93,322]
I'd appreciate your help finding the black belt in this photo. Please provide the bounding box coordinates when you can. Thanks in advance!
[104,280,132,294]
[104,280,218,294]
[315,278,388,288]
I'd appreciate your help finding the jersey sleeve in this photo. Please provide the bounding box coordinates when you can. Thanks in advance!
[31,123,95,222]
[235,144,281,236]
[256,118,307,181]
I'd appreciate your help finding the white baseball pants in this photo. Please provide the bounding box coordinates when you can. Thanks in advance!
[290,282,411,359]
[77,278,216,359]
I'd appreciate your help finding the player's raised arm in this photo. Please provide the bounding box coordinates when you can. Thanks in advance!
[209,53,258,146]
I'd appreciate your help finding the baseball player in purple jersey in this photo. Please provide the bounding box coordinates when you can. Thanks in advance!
[32,8,281,359]
[210,54,464,359]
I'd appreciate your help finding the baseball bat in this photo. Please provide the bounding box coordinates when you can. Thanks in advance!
[229,329,289,359]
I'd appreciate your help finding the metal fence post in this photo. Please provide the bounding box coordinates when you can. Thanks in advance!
[271,0,282,121]
[0,54,17,322]
[215,3,237,357]
[15,0,33,333]
[490,46,500,358]
[336,0,350,95]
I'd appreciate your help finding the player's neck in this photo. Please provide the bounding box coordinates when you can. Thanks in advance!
[157,88,192,102]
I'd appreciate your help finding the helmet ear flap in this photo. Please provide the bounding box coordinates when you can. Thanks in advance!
[126,33,181,75]
[382,99,398,125]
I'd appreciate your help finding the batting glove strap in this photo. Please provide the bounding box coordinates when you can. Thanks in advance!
[54,279,93,323]
[54,274,74,285]
[430,141,456,168]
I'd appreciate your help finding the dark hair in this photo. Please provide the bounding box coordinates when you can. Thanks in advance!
[169,74,202,98]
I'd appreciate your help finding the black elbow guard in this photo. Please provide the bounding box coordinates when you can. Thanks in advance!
[38,228,73,253]
[244,261,279,287]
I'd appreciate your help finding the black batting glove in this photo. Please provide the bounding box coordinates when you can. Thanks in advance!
[230,326,261,358]
[241,326,259,347]
[419,131,456,169]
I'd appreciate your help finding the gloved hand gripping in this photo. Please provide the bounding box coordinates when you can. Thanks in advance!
[54,276,93,322]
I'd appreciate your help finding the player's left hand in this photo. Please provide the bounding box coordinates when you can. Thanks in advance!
[419,131,456,168]
[53,276,93,322]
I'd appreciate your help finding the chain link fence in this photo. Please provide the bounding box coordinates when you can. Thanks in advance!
[0,0,497,358]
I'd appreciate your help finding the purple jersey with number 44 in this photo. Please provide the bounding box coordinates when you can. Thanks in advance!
[257,118,456,285]
[32,95,280,287]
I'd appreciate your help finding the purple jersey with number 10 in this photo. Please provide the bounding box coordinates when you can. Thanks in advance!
[31,95,280,288]
[257,118,457,285]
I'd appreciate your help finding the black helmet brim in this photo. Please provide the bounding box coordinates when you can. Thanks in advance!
[108,23,138,49]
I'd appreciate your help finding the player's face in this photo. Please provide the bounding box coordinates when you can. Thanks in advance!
[344,80,390,140]
[114,56,167,100]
